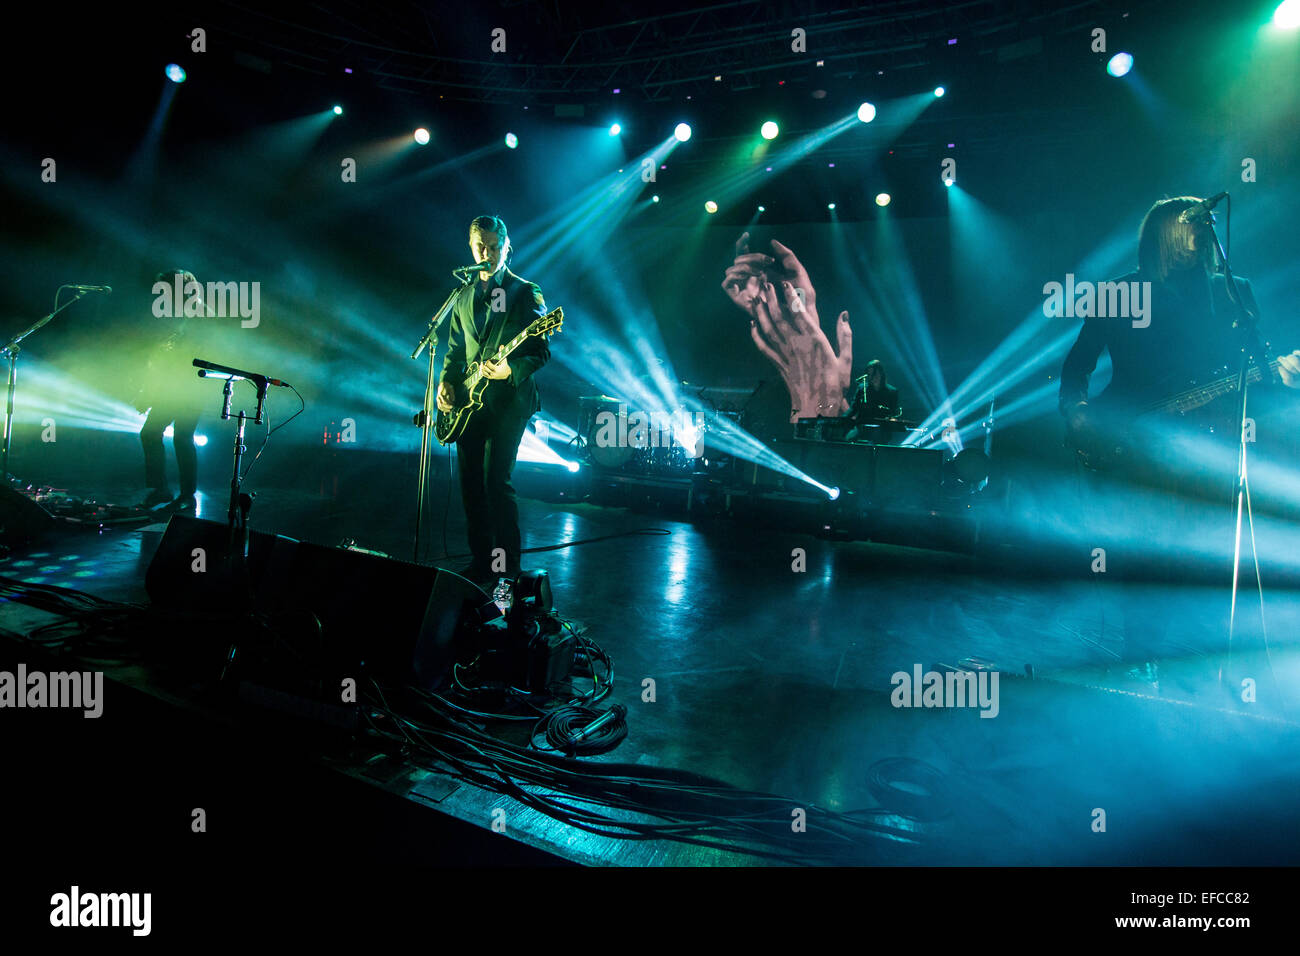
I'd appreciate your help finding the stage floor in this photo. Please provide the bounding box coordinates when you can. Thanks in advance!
[3,479,1300,866]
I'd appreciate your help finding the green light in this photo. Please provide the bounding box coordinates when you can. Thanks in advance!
[934,86,945,97]
[1275,0,1300,27]
[332,105,343,115]
[705,200,718,214]
[760,120,779,140]
[875,193,891,206]
[857,102,876,123]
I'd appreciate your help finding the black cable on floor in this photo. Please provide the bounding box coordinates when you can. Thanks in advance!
[532,703,627,756]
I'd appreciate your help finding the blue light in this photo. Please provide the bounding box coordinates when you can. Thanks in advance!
[1107,52,1134,77]
[609,123,621,136]
[566,461,580,473]
[674,122,692,142]
[505,132,518,148]
[165,64,186,83]
[332,105,343,115]
[857,102,876,123]
[828,487,841,500]
[934,86,945,97]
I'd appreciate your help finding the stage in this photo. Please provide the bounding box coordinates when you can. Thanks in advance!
[4,452,1299,869]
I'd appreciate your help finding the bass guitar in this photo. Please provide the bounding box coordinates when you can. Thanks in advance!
[435,307,563,444]
[1066,358,1281,471]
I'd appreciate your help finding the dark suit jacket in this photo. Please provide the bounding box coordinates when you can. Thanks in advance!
[440,266,550,418]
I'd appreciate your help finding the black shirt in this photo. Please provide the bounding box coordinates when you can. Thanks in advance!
[851,381,902,420]
[1059,269,1263,416]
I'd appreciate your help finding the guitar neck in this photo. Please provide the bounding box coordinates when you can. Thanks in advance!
[1147,358,1281,415]
[463,313,556,389]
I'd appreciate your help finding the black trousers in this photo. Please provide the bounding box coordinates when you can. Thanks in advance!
[456,402,533,574]
[141,404,200,496]
[1080,419,1237,663]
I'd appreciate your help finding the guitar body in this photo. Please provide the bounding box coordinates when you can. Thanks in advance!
[433,307,564,446]
[434,366,491,444]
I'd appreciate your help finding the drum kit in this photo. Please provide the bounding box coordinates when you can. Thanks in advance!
[574,383,754,476]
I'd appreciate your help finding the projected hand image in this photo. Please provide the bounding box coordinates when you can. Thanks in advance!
[722,232,853,422]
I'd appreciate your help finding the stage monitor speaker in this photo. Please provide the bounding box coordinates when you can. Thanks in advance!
[145,515,481,690]
[797,441,876,498]
[0,485,56,549]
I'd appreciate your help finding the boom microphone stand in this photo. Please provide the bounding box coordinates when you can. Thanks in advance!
[193,359,272,562]
[3,286,104,482]
[409,271,475,564]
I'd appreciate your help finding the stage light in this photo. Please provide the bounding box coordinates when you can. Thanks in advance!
[165,64,186,83]
[1277,0,1300,27]
[876,193,891,206]
[827,202,836,210]
[857,102,876,123]
[934,86,945,97]
[674,122,692,142]
[505,132,518,148]
[757,205,765,212]
[566,460,580,473]
[705,200,718,214]
[609,123,621,136]
[194,434,208,447]
[413,128,430,145]
[828,487,841,500]
[652,195,660,203]
[944,177,955,187]
[760,121,779,140]
[1107,52,1133,77]
[332,105,343,115]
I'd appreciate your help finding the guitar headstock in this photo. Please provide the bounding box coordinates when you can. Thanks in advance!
[530,306,563,337]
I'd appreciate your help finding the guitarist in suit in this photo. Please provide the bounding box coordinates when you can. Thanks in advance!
[1058,196,1300,684]
[436,215,550,582]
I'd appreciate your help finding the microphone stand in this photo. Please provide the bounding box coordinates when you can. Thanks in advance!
[197,366,267,573]
[2,289,92,482]
[1201,206,1269,688]
[409,272,475,564]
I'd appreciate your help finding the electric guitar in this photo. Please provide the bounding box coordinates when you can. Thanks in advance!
[1066,358,1281,471]
[435,307,563,444]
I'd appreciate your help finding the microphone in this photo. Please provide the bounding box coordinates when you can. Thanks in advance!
[66,284,112,293]
[193,358,291,388]
[453,261,497,275]
[1177,192,1228,224]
